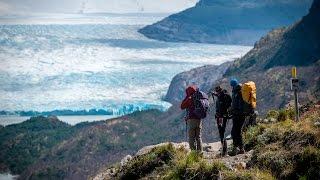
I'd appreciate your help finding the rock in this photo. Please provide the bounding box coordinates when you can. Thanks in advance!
[136,142,189,156]
[235,162,247,170]
[120,155,132,167]
[269,118,277,123]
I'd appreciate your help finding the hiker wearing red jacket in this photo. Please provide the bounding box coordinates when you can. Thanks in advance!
[181,85,202,152]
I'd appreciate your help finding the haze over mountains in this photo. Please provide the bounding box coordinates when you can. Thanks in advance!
[139,0,313,45]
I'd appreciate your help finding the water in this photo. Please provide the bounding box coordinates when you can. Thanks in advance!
[0,13,252,116]
[0,115,116,126]
[0,173,18,180]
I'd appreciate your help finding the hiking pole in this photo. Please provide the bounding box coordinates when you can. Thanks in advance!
[291,67,300,121]
[185,120,188,143]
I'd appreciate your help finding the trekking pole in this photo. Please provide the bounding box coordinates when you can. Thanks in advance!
[291,67,300,121]
[185,120,188,143]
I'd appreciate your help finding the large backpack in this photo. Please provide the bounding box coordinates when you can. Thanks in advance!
[241,81,257,114]
[192,90,210,119]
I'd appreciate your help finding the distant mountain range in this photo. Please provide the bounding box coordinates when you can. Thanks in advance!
[139,0,313,45]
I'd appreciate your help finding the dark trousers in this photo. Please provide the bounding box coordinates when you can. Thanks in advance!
[231,115,245,148]
[216,117,228,143]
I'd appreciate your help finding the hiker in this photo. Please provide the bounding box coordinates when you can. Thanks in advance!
[181,85,209,152]
[212,86,232,156]
[230,79,246,155]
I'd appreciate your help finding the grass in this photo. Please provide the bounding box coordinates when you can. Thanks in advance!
[112,143,274,180]
[245,106,320,179]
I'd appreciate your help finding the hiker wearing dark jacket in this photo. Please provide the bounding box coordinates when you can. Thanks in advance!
[230,79,245,155]
[181,85,202,152]
[212,86,232,156]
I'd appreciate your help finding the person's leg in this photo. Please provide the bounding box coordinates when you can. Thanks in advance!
[231,117,239,148]
[195,119,202,152]
[222,117,228,155]
[188,119,196,150]
[238,115,246,152]
[217,118,224,144]
[221,117,228,139]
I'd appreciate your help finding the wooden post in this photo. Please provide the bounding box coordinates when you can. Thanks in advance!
[291,67,300,121]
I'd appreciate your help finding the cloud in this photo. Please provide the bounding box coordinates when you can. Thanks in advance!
[0,1,12,15]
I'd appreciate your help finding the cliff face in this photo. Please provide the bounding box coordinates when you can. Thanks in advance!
[139,0,312,45]
[164,62,231,104]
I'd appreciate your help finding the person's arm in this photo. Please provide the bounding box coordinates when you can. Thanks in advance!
[181,96,192,109]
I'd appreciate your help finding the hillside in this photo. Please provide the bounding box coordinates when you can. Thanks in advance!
[220,0,320,113]
[164,0,320,114]
[94,105,320,179]
[2,110,166,179]
[139,0,312,45]
[0,107,225,179]
[0,116,76,174]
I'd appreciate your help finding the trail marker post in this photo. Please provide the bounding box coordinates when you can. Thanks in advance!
[290,67,300,121]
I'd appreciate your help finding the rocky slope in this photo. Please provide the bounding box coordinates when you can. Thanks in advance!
[93,105,320,179]
[164,61,231,104]
[139,0,312,45]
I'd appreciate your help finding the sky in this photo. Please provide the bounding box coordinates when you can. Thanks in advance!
[0,0,199,15]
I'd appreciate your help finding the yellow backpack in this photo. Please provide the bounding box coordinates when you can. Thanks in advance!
[241,81,257,110]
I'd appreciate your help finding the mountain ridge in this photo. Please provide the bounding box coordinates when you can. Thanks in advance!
[139,0,313,45]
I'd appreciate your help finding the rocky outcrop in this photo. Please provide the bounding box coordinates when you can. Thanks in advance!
[164,61,231,104]
[93,141,254,180]
[139,0,312,45]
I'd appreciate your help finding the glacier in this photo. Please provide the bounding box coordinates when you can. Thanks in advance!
[0,13,251,115]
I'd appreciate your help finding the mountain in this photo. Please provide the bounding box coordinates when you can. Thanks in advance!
[139,0,313,45]
[220,0,320,113]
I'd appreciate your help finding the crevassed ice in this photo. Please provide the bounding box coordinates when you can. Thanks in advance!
[0,14,252,114]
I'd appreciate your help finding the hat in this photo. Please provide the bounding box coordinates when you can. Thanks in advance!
[186,85,198,97]
[230,78,239,87]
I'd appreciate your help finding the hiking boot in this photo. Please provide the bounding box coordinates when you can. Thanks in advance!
[238,148,245,154]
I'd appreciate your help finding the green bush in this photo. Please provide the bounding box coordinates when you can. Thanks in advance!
[266,110,279,119]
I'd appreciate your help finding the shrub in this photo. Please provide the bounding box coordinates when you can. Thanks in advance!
[244,125,265,150]
[266,110,279,119]
[117,144,175,179]
[295,146,320,179]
